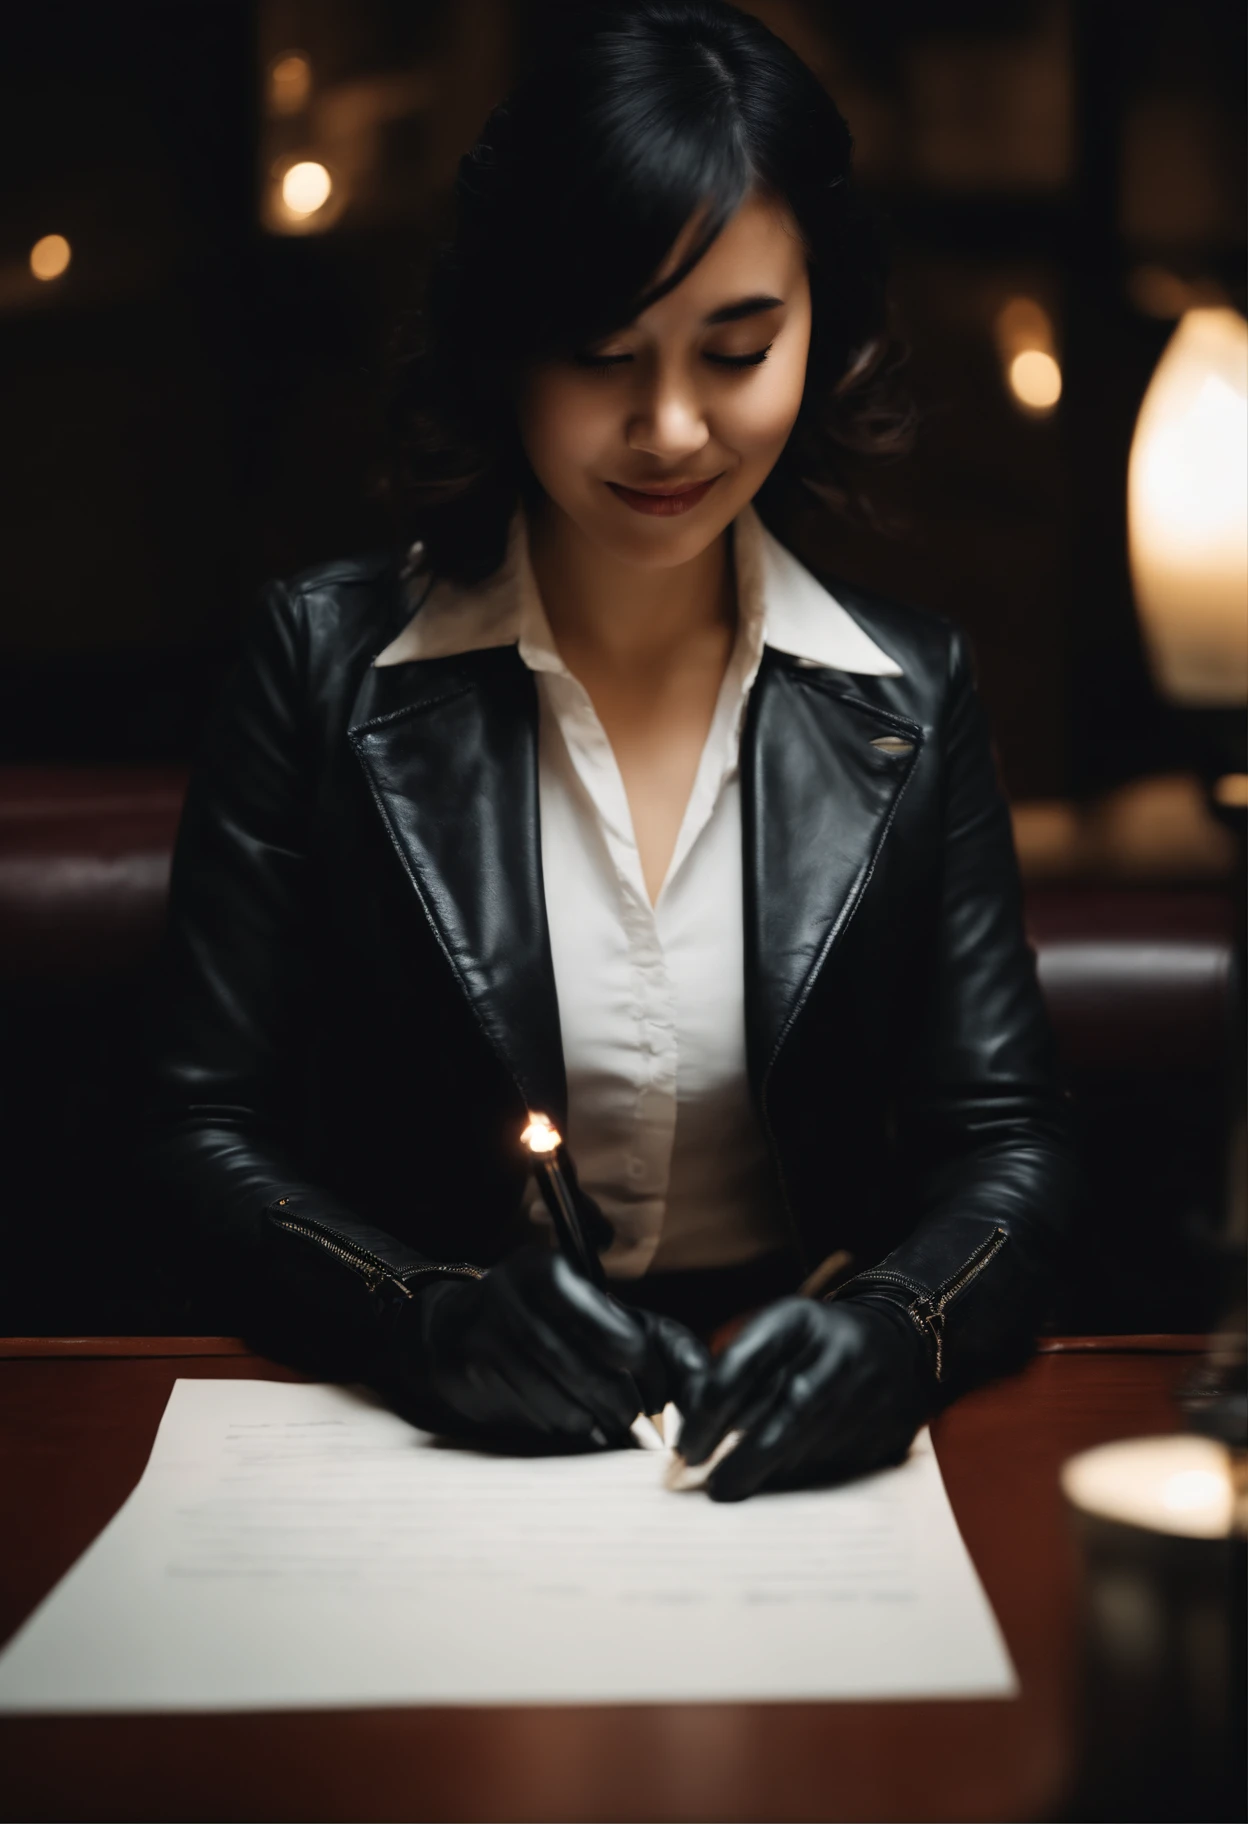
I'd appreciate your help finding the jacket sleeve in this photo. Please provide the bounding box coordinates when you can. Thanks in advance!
[833,626,1083,1393]
[141,580,482,1376]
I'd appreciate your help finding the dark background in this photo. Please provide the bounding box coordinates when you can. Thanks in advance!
[1,0,1244,800]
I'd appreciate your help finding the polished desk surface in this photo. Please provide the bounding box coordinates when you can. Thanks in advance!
[0,1335,1202,1823]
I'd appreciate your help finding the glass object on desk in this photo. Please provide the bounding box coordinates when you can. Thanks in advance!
[1062,1432,1246,1821]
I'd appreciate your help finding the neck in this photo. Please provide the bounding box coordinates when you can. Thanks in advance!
[526,498,735,674]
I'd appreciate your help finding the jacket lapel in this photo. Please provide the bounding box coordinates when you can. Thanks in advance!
[348,647,567,1126]
[348,638,922,1135]
[741,651,924,1095]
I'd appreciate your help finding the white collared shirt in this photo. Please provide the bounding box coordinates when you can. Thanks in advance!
[375,504,902,1277]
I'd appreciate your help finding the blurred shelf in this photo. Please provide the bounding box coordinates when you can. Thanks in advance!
[1012,771,1239,883]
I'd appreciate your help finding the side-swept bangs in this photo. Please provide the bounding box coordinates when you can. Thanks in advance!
[388,0,914,583]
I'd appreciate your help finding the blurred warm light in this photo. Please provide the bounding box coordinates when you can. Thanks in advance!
[997,296,1052,351]
[1129,265,1194,320]
[1063,1434,1242,1540]
[280,160,332,219]
[1213,773,1248,809]
[1009,802,1083,877]
[1161,1469,1229,1514]
[30,234,71,281]
[996,297,1061,416]
[1128,266,1228,321]
[268,52,312,116]
[1009,348,1062,412]
[1128,307,1248,706]
[1012,774,1238,882]
[1084,773,1239,876]
[263,154,343,237]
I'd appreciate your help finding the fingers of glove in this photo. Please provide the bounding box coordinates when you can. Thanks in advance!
[486,1257,647,1435]
[678,1366,785,1468]
[695,1310,887,1502]
[433,1347,567,1441]
[689,1300,887,1457]
[409,1270,628,1446]
[707,1400,872,1503]
[495,1305,642,1441]
[632,1313,712,1415]
[746,1317,921,1473]
[758,1411,921,1496]
[497,1250,649,1376]
[502,1349,631,1446]
[708,1383,923,1503]
[702,1368,828,1503]
[456,1333,619,1444]
[446,1384,613,1457]
[679,1300,820,1466]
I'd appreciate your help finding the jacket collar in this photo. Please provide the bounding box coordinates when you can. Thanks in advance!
[372,502,903,681]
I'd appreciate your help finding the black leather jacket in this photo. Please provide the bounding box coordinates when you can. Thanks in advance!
[143,545,1080,1394]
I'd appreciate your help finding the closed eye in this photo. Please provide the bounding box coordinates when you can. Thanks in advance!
[572,346,773,371]
[705,346,772,368]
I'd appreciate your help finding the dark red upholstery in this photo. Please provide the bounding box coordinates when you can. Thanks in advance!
[1026,887,1236,1076]
[0,768,187,983]
[0,767,1238,1334]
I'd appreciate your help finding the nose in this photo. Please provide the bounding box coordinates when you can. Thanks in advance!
[625,360,710,462]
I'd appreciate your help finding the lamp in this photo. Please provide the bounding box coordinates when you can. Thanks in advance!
[1128,300,1246,1218]
[1128,306,1248,715]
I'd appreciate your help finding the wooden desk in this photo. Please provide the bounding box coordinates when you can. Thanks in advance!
[0,1336,1201,1823]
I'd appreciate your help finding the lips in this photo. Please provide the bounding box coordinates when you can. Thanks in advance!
[606,475,721,516]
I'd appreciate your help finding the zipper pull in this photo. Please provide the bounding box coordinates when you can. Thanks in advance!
[927,1308,945,1382]
[909,1298,945,1382]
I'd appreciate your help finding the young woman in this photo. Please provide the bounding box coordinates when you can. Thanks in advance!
[145,0,1079,1500]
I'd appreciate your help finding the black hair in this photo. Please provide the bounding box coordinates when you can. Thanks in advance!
[387,0,914,583]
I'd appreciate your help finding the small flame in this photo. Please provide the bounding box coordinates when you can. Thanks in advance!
[521,1112,562,1155]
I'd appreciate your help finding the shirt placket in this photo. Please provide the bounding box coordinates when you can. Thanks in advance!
[518,527,769,1271]
[542,673,678,1258]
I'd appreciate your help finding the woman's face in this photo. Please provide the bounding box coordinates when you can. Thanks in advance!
[515,191,812,570]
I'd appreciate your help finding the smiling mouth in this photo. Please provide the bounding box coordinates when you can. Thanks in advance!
[606,476,722,516]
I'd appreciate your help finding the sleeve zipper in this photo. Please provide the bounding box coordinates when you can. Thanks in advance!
[270,1204,484,1299]
[836,1226,1009,1382]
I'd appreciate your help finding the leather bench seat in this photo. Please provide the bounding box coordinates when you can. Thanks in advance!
[1026,886,1236,1076]
[0,768,187,984]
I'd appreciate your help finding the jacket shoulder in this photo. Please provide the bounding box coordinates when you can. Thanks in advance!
[280,548,402,623]
[269,549,412,670]
[282,549,395,595]
[820,573,962,693]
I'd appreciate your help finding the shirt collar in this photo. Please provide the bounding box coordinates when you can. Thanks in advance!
[373,501,903,679]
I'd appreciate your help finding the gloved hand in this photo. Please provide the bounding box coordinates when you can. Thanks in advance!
[392,1245,709,1452]
[675,1296,930,1501]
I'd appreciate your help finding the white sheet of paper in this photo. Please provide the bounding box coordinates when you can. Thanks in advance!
[0,1378,1016,1712]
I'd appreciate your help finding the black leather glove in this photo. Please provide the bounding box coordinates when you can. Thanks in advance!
[676,1296,931,1502]
[390,1245,709,1452]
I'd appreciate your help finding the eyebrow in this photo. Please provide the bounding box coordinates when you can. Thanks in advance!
[702,294,784,326]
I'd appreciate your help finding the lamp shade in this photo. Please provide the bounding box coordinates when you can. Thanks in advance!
[1128,307,1248,707]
